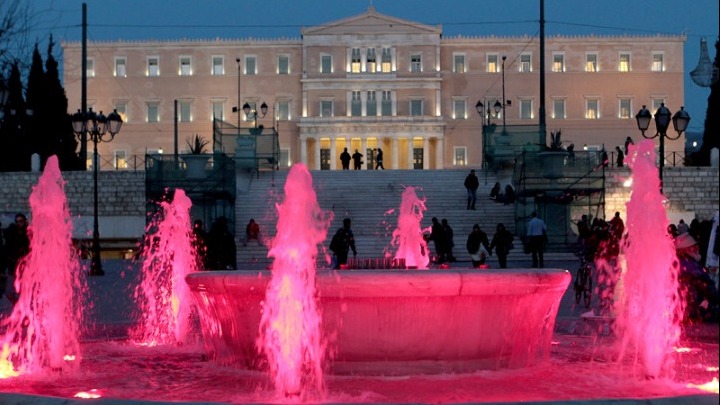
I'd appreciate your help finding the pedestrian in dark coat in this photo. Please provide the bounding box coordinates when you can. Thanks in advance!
[489,223,514,269]
[464,170,479,210]
[340,148,351,170]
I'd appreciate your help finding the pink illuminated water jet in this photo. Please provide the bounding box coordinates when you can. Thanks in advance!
[131,188,198,346]
[391,186,430,269]
[0,156,85,377]
[615,139,683,378]
[259,163,334,398]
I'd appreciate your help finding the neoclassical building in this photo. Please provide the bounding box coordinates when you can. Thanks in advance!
[62,7,685,170]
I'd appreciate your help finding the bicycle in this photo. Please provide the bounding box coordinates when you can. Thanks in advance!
[574,252,593,308]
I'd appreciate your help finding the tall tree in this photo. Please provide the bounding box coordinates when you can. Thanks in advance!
[698,38,720,165]
[45,35,83,170]
[25,42,49,167]
[0,62,30,171]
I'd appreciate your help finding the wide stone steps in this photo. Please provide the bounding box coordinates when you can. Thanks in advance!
[234,169,521,268]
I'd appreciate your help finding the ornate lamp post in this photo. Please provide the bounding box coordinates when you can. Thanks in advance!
[635,103,690,192]
[242,101,268,128]
[475,100,502,127]
[71,108,123,275]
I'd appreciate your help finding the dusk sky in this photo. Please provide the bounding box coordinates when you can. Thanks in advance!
[25,0,719,133]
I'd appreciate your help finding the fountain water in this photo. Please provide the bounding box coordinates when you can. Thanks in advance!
[0,156,85,377]
[391,186,430,269]
[131,188,198,346]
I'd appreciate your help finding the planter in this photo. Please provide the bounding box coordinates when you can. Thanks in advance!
[181,154,211,179]
[538,151,569,179]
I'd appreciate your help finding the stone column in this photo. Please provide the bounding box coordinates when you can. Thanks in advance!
[407,137,414,169]
[361,137,368,169]
[330,137,337,170]
[423,137,430,170]
[392,137,399,169]
[300,136,307,165]
[435,137,444,169]
[314,138,321,170]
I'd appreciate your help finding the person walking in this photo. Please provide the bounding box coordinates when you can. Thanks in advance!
[466,224,490,268]
[375,148,385,170]
[441,219,456,262]
[429,217,448,264]
[464,169,479,210]
[489,223,514,269]
[526,211,547,268]
[340,147,351,170]
[615,146,624,167]
[329,218,357,269]
[352,149,364,170]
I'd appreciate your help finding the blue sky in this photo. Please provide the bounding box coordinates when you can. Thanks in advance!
[25,0,719,133]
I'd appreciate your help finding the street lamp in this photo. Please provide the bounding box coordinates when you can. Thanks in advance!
[635,103,690,191]
[475,100,502,127]
[242,101,268,128]
[500,55,512,126]
[71,108,123,276]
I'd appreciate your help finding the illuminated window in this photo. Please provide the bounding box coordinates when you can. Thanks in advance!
[278,55,289,74]
[147,57,159,77]
[245,56,256,75]
[321,54,332,73]
[366,48,377,72]
[585,99,599,119]
[619,53,630,72]
[652,98,665,113]
[454,147,467,166]
[115,57,127,77]
[453,54,466,73]
[351,48,361,73]
[114,150,128,170]
[585,53,598,72]
[212,56,224,75]
[179,56,192,76]
[553,99,565,119]
[114,102,128,122]
[277,100,290,120]
[410,54,421,73]
[619,99,632,119]
[487,54,498,73]
[453,98,467,119]
[520,54,532,73]
[381,48,392,72]
[652,53,664,72]
[86,58,95,77]
[552,53,565,72]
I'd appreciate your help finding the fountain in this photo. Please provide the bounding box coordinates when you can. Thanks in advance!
[186,164,571,380]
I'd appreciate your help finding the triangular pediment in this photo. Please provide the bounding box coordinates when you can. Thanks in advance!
[302,6,441,36]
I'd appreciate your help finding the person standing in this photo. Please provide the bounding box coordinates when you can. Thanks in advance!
[489,223,514,269]
[624,136,634,155]
[464,169,479,210]
[3,213,30,277]
[429,217,448,264]
[441,219,456,262]
[352,149,364,170]
[466,224,490,268]
[526,211,547,268]
[375,148,385,170]
[340,147,351,170]
[615,146,625,167]
[207,216,236,270]
[329,218,357,269]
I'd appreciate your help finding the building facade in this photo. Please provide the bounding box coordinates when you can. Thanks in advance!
[62,7,685,170]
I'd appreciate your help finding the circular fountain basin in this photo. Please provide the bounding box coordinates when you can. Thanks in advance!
[186,268,570,374]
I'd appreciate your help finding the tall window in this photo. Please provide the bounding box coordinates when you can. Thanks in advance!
[179,56,192,76]
[520,54,532,73]
[320,100,333,117]
[86,58,95,77]
[552,53,565,72]
[585,53,598,72]
[278,55,289,74]
[277,100,290,120]
[410,99,423,116]
[453,147,467,166]
[618,99,632,119]
[486,54,498,73]
[381,48,392,72]
[351,91,362,116]
[245,56,257,75]
[410,54,422,73]
[366,48,377,72]
[114,150,128,170]
[652,53,664,72]
[453,54,466,73]
[652,98,665,113]
[179,101,192,122]
[553,99,566,119]
[453,99,467,119]
[211,101,224,120]
[114,102,128,122]
[147,57,159,76]
[381,90,392,116]
[147,102,159,123]
[115,57,127,77]
[351,48,361,73]
[585,99,599,119]
[366,91,377,116]
[321,54,332,74]
[619,53,631,72]
[212,56,224,75]
[520,99,533,119]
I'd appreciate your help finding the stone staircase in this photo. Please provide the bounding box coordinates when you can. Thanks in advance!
[233,168,532,269]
